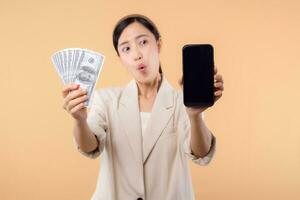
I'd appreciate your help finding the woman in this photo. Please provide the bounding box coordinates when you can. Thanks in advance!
[62,14,224,200]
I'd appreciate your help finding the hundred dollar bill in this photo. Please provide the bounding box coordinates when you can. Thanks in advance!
[73,49,105,107]
[51,48,105,107]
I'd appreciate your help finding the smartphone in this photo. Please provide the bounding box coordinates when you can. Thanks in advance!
[182,44,215,107]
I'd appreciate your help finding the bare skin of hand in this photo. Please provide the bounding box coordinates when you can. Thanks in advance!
[62,83,89,121]
[62,84,99,153]
[179,66,224,116]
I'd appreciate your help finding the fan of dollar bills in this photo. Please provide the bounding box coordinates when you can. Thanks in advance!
[51,48,105,107]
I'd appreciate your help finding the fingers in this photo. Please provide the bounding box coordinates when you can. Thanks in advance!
[214,95,221,102]
[62,83,79,98]
[65,89,87,103]
[62,83,88,111]
[213,69,224,102]
[69,102,86,115]
[214,74,223,83]
[214,82,224,91]
[214,90,222,97]
[178,76,183,88]
[214,78,224,94]
[63,89,87,110]
[214,65,218,75]
[66,94,88,111]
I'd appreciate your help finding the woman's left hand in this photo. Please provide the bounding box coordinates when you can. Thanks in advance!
[180,66,224,117]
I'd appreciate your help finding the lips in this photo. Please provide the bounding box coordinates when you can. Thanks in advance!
[137,63,146,71]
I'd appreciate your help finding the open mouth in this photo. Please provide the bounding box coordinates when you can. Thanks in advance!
[138,64,146,71]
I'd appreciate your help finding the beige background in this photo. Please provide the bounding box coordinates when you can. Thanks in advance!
[1,0,299,199]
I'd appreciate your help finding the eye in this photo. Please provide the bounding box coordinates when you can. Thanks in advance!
[122,46,130,53]
[140,39,148,46]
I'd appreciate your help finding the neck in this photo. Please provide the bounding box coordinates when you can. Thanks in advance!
[137,73,162,99]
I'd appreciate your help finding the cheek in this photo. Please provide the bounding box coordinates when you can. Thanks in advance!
[120,56,136,72]
[119,55,130,67]
[148,47,160,67]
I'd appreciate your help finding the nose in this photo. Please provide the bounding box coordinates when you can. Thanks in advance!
[132,45,142,61]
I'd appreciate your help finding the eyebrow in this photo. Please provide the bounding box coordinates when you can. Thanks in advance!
[118,34,149,48]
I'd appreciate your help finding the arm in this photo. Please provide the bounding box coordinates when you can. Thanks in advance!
[181,66,223,161]
[189,113,212,158]
[179,104,216,166]
[62,83,99,154]
[73,119,98,154]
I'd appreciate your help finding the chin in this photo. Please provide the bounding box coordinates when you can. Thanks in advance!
[136,75,156,84]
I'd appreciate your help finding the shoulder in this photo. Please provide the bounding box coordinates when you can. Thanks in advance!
[93,87,123,98]
[92,86,124,103]
[160,78,183,102]
[173,89,184,105]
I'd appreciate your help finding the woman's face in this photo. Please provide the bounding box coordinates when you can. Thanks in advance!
[117,22,161,84]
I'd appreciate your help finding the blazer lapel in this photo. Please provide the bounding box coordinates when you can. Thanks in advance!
[142,78,174,164]
[117,80,143,165]
[117,78,175,165]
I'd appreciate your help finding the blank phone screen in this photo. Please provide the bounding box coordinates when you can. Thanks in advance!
[183,44,214,107]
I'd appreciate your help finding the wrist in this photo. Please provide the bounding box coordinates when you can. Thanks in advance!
[74,118,87,126]
[188,112,203,121]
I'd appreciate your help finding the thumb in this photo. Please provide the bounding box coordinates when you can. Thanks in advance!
[178,76,183,89]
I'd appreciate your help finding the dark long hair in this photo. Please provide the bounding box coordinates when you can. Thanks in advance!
[112,14,163,75]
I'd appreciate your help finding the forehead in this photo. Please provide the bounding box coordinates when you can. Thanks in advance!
[118,22,154,45]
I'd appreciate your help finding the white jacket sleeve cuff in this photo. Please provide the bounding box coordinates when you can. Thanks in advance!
[72,128,106,159]
[184,133,216,166]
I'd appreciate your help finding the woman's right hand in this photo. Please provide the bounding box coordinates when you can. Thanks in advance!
[62,84,89,121]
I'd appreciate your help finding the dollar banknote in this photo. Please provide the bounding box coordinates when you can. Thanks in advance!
[51,48,105,107]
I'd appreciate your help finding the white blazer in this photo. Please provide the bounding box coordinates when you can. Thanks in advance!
[73,78,216,200]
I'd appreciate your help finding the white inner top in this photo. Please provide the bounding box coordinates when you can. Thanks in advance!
[140,112,151,139]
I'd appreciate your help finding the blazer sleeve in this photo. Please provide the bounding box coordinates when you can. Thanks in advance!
[178,103,216,166]
[73,90,108,159]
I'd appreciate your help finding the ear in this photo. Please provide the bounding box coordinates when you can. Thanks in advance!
[157,38,162,53]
